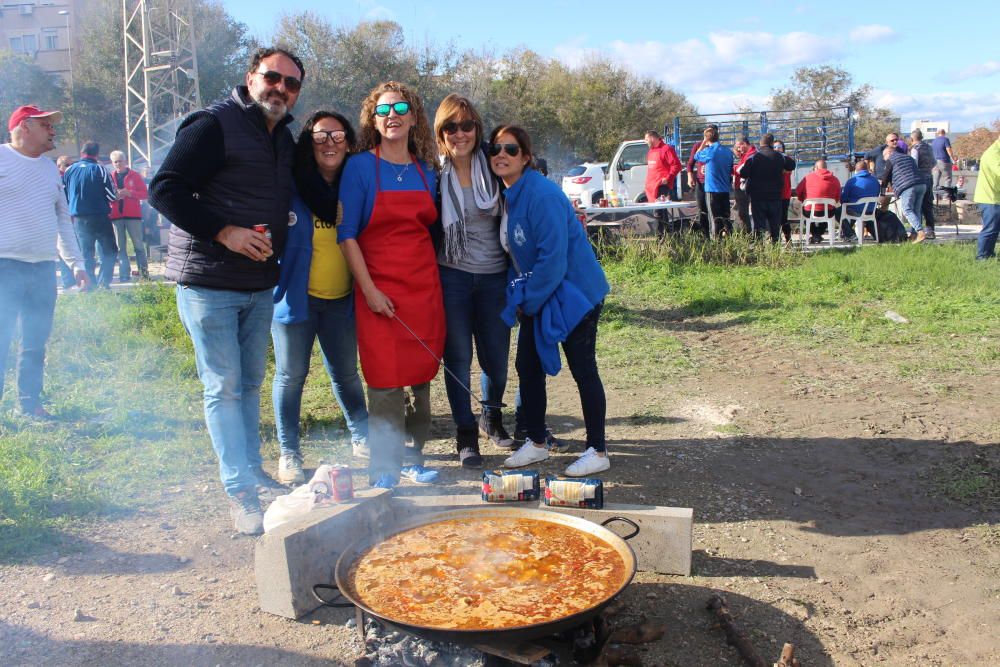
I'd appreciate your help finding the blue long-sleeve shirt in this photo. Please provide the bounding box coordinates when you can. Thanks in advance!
[840,170,881,216]
[694,143,734,193]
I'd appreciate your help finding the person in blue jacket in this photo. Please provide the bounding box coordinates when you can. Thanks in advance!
[271,110,369,485]
[694,126,735,237]
[491,125,612,477]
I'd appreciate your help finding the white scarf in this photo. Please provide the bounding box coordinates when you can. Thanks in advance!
[439,149,500,263]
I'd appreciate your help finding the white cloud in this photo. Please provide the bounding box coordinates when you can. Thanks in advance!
[872,89,1000,131]
[949,60,1000,82]
[849,25,896,42]
[364,5,395,21]
[553,29,838,96]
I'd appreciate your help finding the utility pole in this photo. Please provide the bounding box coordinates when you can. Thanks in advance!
[122,0,201,172]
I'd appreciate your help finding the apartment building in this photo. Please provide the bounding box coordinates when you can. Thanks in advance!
[1,1,86,83]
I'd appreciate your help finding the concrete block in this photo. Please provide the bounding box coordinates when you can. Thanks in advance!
[539,502,693,576]
[389,493,488,521]
[254,488,393,619]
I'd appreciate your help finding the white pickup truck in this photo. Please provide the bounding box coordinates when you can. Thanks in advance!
[604,140,651,203]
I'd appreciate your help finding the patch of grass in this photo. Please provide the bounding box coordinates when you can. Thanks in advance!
[712,424,745,435]
[602,239,1000,376]
[928,455,999,510]
[597,300,692,387]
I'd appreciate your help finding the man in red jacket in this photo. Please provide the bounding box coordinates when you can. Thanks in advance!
[644,130,681,202]
[795,159,844,243]
[108,150,149,280]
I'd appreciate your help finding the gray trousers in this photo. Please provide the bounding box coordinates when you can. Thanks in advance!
[367,382,430,481]
[113,217,148,278]
[933,160,953,191]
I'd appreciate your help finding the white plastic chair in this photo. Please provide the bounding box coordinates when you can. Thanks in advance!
[840,196,880,245]
[798,198,838,246]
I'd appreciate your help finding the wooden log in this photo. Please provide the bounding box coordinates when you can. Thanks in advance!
[774,642,798,667]
[706,594,767,667]
[609,622,667,644]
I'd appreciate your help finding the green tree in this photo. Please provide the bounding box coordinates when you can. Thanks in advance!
[71,0,252,151]
[769,65,898,152]
[953,120,1000,161]
[0,51,65,140]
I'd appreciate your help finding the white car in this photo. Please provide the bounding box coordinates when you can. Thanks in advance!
[562,162,608,205]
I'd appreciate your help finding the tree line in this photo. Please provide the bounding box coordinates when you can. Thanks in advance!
[2,0,925,169]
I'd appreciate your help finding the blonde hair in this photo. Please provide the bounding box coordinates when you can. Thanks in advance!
[433,93,484,157]
[109,150,126,162]
[358,81,438,170]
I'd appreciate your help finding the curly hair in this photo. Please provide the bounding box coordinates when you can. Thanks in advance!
[357,81,438,170]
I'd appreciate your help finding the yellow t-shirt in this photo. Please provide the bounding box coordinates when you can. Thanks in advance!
[308,202,352,299]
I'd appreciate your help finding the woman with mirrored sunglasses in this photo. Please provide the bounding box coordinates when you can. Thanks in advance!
[270,111,369,486]
[488,125,613,478]
[431,94,511,469]
[339,81,444,489]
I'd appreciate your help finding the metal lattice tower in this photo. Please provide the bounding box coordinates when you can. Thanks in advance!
[123,0,201,171]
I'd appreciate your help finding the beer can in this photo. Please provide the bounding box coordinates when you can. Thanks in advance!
[252,223,271,239]
[330,466,354,502]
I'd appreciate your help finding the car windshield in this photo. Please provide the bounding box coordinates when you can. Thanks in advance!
[566,166,587,177]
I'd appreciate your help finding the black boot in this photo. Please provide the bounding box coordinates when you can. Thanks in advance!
[456,425,482,468]
[478,411,515,449]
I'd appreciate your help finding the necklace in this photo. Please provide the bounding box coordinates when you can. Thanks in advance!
[387,160,410,182]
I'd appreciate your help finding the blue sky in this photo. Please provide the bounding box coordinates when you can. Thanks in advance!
[224,0,1000,133]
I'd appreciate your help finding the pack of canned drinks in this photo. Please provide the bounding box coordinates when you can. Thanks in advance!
[543,476,604,509]
[481,469,540,502]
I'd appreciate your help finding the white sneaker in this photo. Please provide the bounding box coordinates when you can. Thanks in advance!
[564,447,610,477]
[277,454,305,485]
[503,440,550,468]
[352,440,370,458]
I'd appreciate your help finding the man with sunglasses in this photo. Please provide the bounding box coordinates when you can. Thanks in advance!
[150,46,307,536]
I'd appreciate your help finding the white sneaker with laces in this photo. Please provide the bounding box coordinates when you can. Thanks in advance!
[277,454,305,485]
[564,447,610,477]
[503,440,550,468]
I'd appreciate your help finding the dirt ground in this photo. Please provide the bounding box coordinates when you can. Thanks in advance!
[1,313,998,666]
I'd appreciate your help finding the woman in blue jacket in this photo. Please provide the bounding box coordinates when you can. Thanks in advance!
[271,110,369,485]
[491,125,612,477]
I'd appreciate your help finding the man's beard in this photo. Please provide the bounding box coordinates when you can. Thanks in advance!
[253,90,288,122]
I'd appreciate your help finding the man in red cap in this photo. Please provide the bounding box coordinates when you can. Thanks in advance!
[1,105,88,419]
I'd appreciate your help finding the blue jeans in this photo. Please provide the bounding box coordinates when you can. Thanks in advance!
[516,302,606,452]
[897,184,927,233]
[271,294,369,455]
[75,214,118,288]
[978,203,1000,260]
[0,260,57,411]
[176,285,273,496]
[439,266,510,427]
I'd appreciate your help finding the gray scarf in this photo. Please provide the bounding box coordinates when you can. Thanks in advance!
[439,149,500,264]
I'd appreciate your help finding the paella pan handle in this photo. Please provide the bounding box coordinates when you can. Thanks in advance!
[601,516,640,540]
[312,583,355,609]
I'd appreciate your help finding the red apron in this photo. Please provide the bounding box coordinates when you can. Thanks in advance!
[355,147,445,389]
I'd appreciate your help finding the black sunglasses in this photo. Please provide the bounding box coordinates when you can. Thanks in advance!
[488,143,521,157]
[258,70,302,93]
[442,119,477,135]
[374,101,410,117]
[312,130,346,145]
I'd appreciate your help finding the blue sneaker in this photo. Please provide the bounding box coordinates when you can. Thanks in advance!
[371,473,398,490]
[400,465,440,485]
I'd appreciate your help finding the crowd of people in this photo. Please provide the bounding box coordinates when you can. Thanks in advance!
[3,45,607,536]
[3,46,999,536]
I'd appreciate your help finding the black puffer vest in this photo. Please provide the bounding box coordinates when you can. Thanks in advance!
[165,87,294,290]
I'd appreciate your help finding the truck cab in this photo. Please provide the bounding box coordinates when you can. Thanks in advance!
[604,140,650,203]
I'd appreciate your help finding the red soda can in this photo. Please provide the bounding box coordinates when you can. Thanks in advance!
[330,466,354,502]
[252,223,271,239]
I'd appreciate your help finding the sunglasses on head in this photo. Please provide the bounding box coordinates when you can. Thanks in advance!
[374,101,410,117]
[442,119,477,135]
[489,143,521,157]
[258,70,302,93]
[312,130,346,145]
